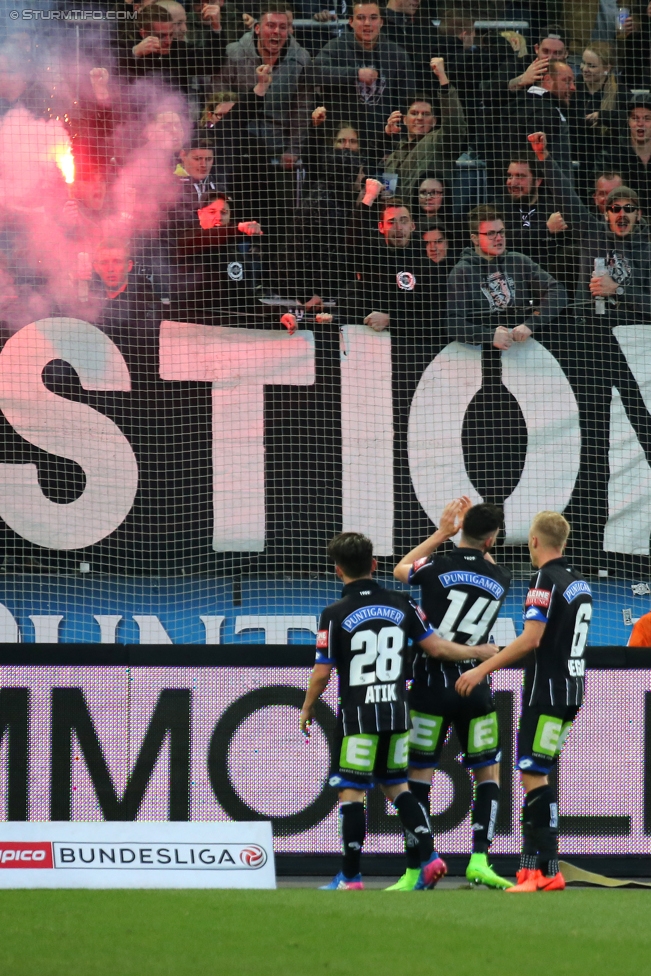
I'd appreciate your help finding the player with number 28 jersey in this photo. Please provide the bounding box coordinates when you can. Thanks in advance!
[300,531,498,892]
[315,580,433,737]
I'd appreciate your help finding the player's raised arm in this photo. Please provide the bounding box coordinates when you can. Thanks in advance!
[300,663,332,734]
[456,620,545,696]
[419,631,499,663]
[393,496,472,583]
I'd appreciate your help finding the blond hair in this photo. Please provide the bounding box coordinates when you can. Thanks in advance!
[583,41,618,113]
[501,30,528,58]
[200,92,239,127]
[531,511,570,549]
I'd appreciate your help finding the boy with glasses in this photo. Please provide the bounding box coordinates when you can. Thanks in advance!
[446,203,567,350]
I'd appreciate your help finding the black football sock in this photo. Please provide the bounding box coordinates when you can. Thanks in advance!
[393,790,434,864]
[519,792,538,872]
[405,780,432,869]
[340,801,365,879]
[471,779,499,854]
[526,784,559,876]
[544,858,560,878]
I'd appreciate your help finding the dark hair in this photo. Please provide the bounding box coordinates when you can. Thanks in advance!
[327,532,374,578]
[407,95,435,113]
[423,222,448,239]
[595,170,623,183]
[462,503,503,544]
[349,0,381,14]
[413,176,446,215]
[538,25,565,47]
[508,157,542,179]
[380,195,411,219]
[138,4,173,30]
[333,122,359,146]
[468,204,503,234]
[182,137,214,153]
[418,174,445,188]
[629,94,651,115]
[198,190,232,208]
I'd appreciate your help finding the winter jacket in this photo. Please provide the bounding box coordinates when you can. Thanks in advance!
[380,9,438,88]
[446,245,567,344]
[346,240,441,332]
[309,32,416,153]
[506,87,573,180]
[497,190,565,270]
[216,33,311,155]
[542,155,651,325]
[599,137,651,223]
[382,84,467,197]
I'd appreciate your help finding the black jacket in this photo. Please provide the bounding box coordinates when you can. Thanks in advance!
[380,9,438,89]
[309,33,416,159]
[346,239,439,331]
[600,137,651,220]
[201,92,267,206]
[171,225,261,326]
[497,191,565,269]
[115,32,225,94]
[91,276,158,336]
[570,78,626,162]
[542,155,651,325]
[506,87,573,180]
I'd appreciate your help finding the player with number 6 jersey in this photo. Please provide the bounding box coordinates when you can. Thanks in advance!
[392,497,512,890]
[456,511,593,893]
[300,532,498,891]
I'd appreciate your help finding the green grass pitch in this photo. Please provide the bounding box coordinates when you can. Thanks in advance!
[0,889,649,976]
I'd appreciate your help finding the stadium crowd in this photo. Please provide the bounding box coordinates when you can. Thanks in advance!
[3,1,651,336]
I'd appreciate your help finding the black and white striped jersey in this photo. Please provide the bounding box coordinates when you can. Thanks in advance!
[522,557,592,708]
[408,547,511,689]
[315,578,434,735]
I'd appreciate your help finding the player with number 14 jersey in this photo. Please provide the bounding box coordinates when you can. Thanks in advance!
[392,498,511,890]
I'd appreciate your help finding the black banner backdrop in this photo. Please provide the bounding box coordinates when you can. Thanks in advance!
[0,317,649,574]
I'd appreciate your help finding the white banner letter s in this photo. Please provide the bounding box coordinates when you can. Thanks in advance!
[0,318,138,550]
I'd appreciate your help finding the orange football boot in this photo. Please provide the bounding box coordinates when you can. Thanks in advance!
[537,871,565,891]
[505,868,542,892]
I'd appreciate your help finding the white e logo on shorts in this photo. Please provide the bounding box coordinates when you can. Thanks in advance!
[345,736,375,768]
[472,717,496,750]
[409,714,440,750]
[391,734,409,767]
[539,718,562,754]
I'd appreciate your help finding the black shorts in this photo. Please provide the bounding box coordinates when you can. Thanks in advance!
[329,729,410,790]
[516,704,580,775]
[408,682,501,770]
